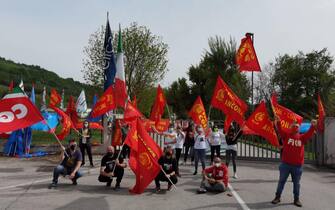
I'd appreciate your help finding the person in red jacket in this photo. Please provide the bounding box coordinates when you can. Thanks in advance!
[197,157,228,193]
[271,118,317,207]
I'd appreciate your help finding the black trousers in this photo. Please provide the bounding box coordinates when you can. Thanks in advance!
[183,145,194,162]
[175,148,182,173]
[155,171,178,188]
[210,145,221,163]
[79,143,93,165]
[226,150,237,173]
[98,167,124,185]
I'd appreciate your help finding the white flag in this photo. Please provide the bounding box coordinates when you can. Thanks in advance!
[40,86,47,112]
[76,90,87,113]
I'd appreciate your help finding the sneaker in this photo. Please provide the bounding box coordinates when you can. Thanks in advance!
[197,188,207,194]
[48,182,57,189]
[271,196,281,204]
[294,199,302,207]
[155,187,161,193]
[193,171,197,175]
[233,173,238,179]
[114,183,120,190]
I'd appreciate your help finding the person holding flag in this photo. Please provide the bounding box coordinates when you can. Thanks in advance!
[208,125,225,164]
[271,117,317,207]
[225,124,242,179]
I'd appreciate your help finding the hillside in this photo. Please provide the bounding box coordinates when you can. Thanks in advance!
[0,57,102,106]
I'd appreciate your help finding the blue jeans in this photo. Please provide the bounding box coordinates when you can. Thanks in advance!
[194,149,206,172]
[275,162,303,199]
[52,165,83,184]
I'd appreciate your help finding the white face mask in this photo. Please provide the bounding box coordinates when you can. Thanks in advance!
[197,128,203,133]
[214,163,221,167]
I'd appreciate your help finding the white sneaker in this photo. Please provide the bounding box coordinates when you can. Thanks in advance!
[233,173,238,179]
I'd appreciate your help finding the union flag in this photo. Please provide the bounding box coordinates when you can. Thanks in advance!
[124,101,143,123]
[150,85,166,122]
[49,89,62,108]
[188,96,208,130]
[236,33,261,72]
[317,94,326,132]
[90,85,116,118]
[245,101,279,147]
[52,107,73,140]
[112,119,123,147]
[155,119,170,132]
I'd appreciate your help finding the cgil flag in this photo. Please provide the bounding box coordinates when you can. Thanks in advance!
[317,94,326,132]
[245,101,279,147]
[0,92,44,133]
[103,17,117,90]
[150,85,166,123]
[188,96,208,130]
[114,24,128,108]
[271,93,303,133]
[49,89,62,108]
[211,76,248,126]
[236,33,261,72]
[90,85,116,118]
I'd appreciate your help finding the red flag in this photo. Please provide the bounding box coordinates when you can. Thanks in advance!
[124,102,143,123]
[211,76,248,126]
[65,96,79,125]
[271,93,303,134]
[112,119,123,147]
[131,96,137,108]
[8,81,14,92]
[141,119,156,132]
[245,101,279,147]
[236,33,261,72]
[49,89,62,107]
[0,94,44,133]
[242,124,259,136]
[150,85,166,122]
[126,119,163,194]
[224,116,233,134]
[188,96,208,130]
[318,94,326,132]
[155,119,170,132]
[52,107,73,140]
[75,122,103,130]
[90,85,116,118]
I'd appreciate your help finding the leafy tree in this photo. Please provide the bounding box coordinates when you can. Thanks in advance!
[272,48,335,117]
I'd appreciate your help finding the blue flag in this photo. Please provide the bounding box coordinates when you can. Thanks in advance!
[103,18,117,90]
[87,94,102,122]
[30,85,36,104]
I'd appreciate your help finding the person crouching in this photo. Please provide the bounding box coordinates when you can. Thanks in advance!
[155,146,178,192]
[198,157,228,193]
[98,146,127,189]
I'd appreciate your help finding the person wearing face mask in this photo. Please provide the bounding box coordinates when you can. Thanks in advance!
[98,146,127,189]
[79,120,94,167]
[209,125,225,164]
[49,139,83,188]
[155,146,178,192]
[197,157,228,193]
[271,118,317,207]
[225,125,242,179]
[193,125,208,175]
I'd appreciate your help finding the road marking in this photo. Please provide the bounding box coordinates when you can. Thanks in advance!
[0,168,99,191]
[228,183,250,210]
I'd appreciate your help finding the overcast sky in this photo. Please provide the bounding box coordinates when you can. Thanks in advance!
[1,0,335,87]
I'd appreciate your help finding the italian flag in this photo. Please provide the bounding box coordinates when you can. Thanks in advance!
[114,24,128,108]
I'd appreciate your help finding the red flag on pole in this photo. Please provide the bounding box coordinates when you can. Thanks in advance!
[224,116,233,134]
[155,119,170,132]
[124,101,143,123]
[90,85,116,118]
[150,85,166,122]
[65,95,79,125]
[271,93,303,134]
[318,94,326,132]
[112,119,123,147]
[245,101,279,147]
[236,33,261,72]
[126,119,163,194]
[49,89,62,108]
[52,107,73,140]
[0,94,44,133]
[188,96,208,130]
[211,76,248,126]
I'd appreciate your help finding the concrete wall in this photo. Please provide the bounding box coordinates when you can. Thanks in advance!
[324,117,335,168]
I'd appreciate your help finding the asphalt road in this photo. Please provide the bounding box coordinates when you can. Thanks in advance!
[0,155,334,210]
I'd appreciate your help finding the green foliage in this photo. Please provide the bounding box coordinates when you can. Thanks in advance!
[272,48,335,117]
[0,57,100,106]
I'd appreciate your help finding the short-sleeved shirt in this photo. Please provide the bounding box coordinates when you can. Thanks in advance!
[101,153,124,173]
[204,164,229,187]
[61,149,82,169]
[158,156,177,174]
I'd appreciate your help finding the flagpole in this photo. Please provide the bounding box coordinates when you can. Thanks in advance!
[207,105,212,127]
[247,32,255,111]
[44,120,69,157]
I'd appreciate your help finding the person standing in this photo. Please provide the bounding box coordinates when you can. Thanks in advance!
[79,120,94,167]
[98,146,127,189]
[271,119,317,207]
[155,146,178,192]
[193,125,207,175]
[183,123,195,165]
[209,125,225,164]
[49,140,83,188]
[225,125,242,179]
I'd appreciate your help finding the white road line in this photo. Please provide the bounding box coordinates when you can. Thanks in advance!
[228,183,251,210]
[0,168,99,191]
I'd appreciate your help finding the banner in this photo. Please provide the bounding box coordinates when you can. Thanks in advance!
[90,85,116,118]
[49,89,61,108]
[188,96,208,130]
[318,94,326,132]
[236,33,261,72]
[150,85,166,122]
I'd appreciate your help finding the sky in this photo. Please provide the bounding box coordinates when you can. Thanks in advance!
[1,0,335,87]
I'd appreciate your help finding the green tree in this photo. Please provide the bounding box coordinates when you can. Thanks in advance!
[272,48,335,117]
